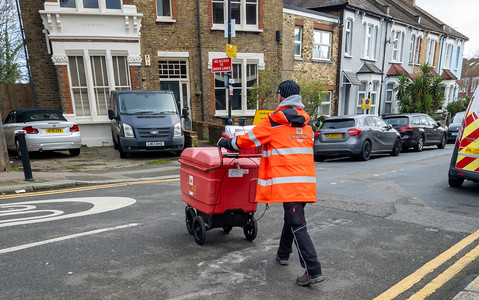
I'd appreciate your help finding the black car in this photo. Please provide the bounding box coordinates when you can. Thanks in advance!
[383,113,446,151]
[446,111,466,143]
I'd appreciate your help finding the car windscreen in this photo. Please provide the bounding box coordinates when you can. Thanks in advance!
[384,117,409,126]
[452,112,465,124]
[119,93,178,115]
[18,110,67,122]
[321,119,355,129]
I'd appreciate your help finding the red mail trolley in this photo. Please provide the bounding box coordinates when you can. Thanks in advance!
[179,147,260,245]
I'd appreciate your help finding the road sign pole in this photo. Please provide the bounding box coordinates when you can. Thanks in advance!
[226,0,232,125]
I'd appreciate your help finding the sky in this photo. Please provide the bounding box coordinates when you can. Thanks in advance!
[415,0,478,59]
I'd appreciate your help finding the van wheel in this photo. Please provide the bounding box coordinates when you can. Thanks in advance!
[448,176,464,188]
[414,135,424,152]
[118,141,127,158]
[112,133,119,150]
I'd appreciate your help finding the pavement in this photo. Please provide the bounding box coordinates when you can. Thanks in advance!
[0,145,478,299]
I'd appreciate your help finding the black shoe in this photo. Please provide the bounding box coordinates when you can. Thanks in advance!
[296,272,324,286]
[276,255,289,266]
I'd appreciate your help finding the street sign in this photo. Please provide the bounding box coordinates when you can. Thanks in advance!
[226,44,237,58]
[212,57,232,73]
[361,98,371,110]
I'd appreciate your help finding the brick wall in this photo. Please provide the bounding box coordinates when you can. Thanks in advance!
[19,0,62,111]
[137,0,282,125]
[282,11,339,115]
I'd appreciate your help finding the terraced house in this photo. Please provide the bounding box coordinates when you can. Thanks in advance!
[19,0,282,146]
[285,0,468,117]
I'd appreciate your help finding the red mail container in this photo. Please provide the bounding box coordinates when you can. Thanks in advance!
[179,147,259,215]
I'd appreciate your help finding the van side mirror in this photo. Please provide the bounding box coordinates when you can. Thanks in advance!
[108,109,116,120]
[181,108,189,120]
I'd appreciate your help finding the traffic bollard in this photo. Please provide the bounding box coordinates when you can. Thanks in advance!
[15,130,34,181]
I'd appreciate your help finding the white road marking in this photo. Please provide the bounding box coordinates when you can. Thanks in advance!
[0,197,136,228]
[0,223,139,255]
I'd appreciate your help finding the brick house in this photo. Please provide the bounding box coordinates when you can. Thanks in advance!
[282,5,340,117]
[19,0,282,146]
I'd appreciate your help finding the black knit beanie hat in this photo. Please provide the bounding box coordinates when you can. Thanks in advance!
[277,80,300,98]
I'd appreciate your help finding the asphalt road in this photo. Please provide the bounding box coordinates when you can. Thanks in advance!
[0,144,477,299]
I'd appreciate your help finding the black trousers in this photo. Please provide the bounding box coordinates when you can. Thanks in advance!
[277,202,322,276]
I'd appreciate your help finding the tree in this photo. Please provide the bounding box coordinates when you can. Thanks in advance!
[446,97,471,117]
[0,0,25,84]
[248,69,327,122]
[394,63,445,117]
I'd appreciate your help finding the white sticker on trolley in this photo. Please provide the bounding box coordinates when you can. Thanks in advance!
[228,169,249,178]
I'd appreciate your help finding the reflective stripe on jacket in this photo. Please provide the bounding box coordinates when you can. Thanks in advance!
[232,106,316,204]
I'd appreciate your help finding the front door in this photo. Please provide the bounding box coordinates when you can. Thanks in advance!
[160,81,191,130]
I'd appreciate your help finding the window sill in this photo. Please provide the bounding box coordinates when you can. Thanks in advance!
[156,18,176,23]
[361,57,377,62]
[344,54,352,58]
[211,25,263,33]
[389,60,402,64]
[294,56,304,61]
[312,58,332,63]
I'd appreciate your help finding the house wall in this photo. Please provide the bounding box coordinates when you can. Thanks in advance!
[282,8,339,116]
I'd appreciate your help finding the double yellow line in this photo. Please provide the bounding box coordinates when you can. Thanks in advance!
[374,229,479,300]
[0,178,180,200]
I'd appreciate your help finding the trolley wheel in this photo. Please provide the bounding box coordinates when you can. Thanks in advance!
[243,217,257,241]
[185,206,196,235]
[193,216,206,245]
[223,226,233,234]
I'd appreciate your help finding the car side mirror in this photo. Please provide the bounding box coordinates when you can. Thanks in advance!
[387,124,393,130]
[436,121,441,127]
[108,109,116,120]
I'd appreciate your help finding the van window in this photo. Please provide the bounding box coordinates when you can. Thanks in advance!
[119,93,177,114]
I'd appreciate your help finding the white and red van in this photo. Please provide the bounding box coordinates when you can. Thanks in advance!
[448,86,479,187]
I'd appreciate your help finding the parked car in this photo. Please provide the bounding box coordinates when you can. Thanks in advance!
[446,111,466,143]
[448,88,479,187]
[3,108,81,157]
[313,115,401,161]
[382,113,446,152]
[108,90,185,158]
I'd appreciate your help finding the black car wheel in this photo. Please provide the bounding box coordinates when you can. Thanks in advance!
[314,155,326,162]
[15,139,22,158]
[358,140,372,161]
[69,149,80,156]
[437,134,446,149]
[390,138,401,156]
[414,135,424,152]
[448,176,464,188]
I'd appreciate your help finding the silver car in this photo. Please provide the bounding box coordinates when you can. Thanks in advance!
[3,108,81,157]
[314,115,401,161]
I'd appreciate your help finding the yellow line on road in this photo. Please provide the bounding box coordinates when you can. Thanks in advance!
[373,229,479,300]
[408,244,479,299]
[0,178,179,200]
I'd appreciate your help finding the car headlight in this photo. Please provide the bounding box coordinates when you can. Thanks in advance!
[174,122,182,137]
[123,123,134,138]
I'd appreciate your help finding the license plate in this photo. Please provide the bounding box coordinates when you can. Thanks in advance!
[451,132,458,136]
[45,128,63,134]
[326,134,342,139]
[228,169,249,178]
[146,141,164,147]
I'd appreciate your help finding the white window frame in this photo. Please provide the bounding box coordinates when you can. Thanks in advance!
[156,0,173,22]
[68,55,91,117]
[209,52,264,117]
[294,25,303,58]
[409,34,416,64]
[357,81,377,114]
[385,82,395,114]
[112,56,131,91]
[444,43,453,69]
[426,39,436,66]
[318,91,332,116]
[345,18,353,56]
[59,0,122,12]
[357,82,367,114]
[363,24,377,60]
[312,29,332,61]
[211,0,259,31]
[456,45,461,70]
[391,30,404,62]
[414,36,422,65]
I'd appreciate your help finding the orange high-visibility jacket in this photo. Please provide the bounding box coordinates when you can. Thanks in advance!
[231,106,317,204]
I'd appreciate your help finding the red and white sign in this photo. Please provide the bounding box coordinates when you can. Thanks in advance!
[212,57,232,73]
